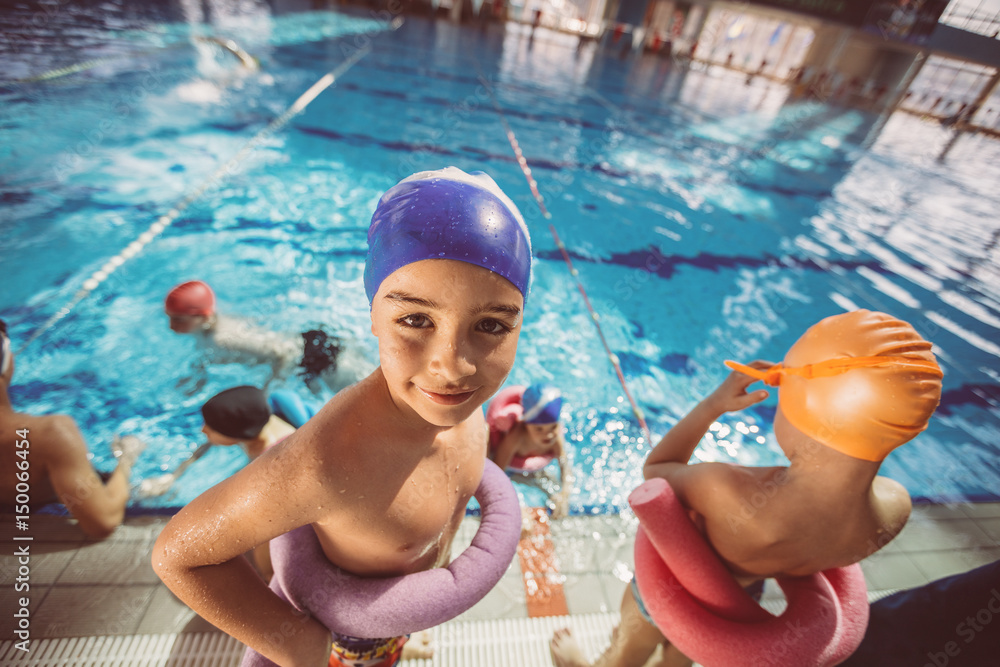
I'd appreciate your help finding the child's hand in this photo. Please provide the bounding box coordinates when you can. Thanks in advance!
[137,474,176,499]
[705,360,772,415]
[111,435,146,466]
[550,489,570,519]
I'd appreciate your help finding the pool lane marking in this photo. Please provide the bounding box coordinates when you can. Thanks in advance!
[518,507,570,617]
[15,36,250,84]
[18,19,403,355]
[476,72,652,445]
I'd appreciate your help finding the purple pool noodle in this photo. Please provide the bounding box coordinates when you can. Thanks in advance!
[241,459,520,665]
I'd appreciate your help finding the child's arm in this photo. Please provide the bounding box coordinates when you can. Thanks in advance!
[137,442,213,499]
[488,423,523,472]
[152,434,333,665]
[643,361,771,482]
[551,434,572,519]
[176,358,208,396]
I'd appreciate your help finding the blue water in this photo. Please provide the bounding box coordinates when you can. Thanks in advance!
[2,5,999,514]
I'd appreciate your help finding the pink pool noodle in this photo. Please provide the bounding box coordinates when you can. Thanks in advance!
[629,477,869,667]
[486,386,555,472]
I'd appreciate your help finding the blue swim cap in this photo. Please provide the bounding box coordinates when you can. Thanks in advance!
[522,384,562,424]
[364,167,531,304]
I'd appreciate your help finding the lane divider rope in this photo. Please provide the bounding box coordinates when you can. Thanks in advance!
[16,35,258,84]
[477,73,652,445]
[18,20,402,354]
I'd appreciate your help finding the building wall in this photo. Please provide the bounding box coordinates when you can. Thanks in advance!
[614,0,652,25]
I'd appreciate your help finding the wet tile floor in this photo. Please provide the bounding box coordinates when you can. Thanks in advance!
[2,501,999,661]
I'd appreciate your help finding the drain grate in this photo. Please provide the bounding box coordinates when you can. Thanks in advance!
[0,632,243,666]
[0,613,619,667]
[0,591,899,666]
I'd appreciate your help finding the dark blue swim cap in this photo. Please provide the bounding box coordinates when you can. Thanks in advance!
[522,384,562,424]
[202,386,271,440]
[364,167,532,304]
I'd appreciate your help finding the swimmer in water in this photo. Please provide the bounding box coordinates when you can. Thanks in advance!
[142,386,294,580]
[165,280,373,396]
[488,383,572,519]
[550,310,943,667]
[138,386,297,498]
[153,167,532,666]
[0,319,146,539]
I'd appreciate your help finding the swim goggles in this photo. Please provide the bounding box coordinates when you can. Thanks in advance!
[724,356,943,387]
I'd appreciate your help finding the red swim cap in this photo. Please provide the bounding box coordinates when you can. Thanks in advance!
[165,281,215,316]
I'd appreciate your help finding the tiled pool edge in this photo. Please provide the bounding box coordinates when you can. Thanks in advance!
[2,503,998,645]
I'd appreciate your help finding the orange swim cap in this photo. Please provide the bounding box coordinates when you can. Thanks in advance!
[165,280,216,316]
[727,310,942,461]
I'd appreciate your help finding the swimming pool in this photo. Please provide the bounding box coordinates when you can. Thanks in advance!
[3,2,999,514]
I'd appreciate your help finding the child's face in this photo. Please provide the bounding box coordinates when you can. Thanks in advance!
[371,259,523,428]
[201,424,243,446]
[526,422,560,448]
[168,313,208,333]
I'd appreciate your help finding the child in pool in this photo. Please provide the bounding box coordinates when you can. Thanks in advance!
[153,167,532,666]
[0,319,146,539]
[550,310,943,667]
[488,383,572,518]
[140,386,296,580]
[165,280,373,396]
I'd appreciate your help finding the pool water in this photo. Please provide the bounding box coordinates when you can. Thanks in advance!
[2,4,999,514]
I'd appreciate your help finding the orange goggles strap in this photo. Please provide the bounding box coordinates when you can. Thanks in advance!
[724,356,942,387]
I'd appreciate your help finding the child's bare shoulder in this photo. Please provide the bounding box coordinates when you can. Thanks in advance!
[871,474,912,538]
[679,463,790,528]
[681,461,775,498]
[300,373,384,431]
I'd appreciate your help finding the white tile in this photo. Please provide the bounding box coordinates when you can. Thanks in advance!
[56,537,160,585]
[33,584,157,637]
[859,552,930,590]
[455,573,526,621]
[2,585,50,641]
[909,547,1000,582]
[910,502,974,520]
[759,579,786,601]
[0,543,76,585]
[972,517,1000,544]
[135,585,220,635]
[890,517,993,552]
[960,502,1000,519]
[563,572,613,615]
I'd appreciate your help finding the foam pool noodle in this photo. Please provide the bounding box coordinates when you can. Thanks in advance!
[240,459,521,666]
[629,478,870,667]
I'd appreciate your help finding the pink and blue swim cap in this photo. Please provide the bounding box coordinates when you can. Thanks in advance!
[364,167,532,303]
[522,383,562,424]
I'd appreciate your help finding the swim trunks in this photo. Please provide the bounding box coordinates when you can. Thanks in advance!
[299,329,342,382]
[630,572,765,627]
[328,632,408,667]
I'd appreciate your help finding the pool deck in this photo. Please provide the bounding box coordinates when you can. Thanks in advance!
[2,500,1000,664]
